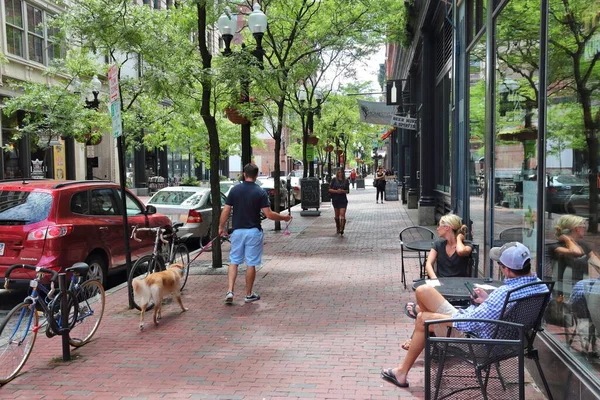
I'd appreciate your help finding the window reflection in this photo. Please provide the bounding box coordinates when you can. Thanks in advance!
[543,0,600,374]
[494,0,540,271]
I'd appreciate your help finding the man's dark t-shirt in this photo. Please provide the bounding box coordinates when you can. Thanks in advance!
[226,181,270,231]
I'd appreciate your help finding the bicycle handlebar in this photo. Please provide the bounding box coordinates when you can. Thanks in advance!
[4,264,59,284]
[130,225,170,244]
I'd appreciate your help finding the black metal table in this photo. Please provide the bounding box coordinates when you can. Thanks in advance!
[404,239,434,280]
[412,277,502,307]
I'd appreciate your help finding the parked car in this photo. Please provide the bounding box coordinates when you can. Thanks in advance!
[0,180,171,288]
[564,186,599,217]
[219,181,238,198]
[256,177,289,210]
[286,174,301,205]
[546,175,587,212]
[147,186,231,248]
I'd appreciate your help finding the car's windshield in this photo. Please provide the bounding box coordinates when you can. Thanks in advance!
[555,175,586,184]
[0,191,53,224]
[149,190,198,205]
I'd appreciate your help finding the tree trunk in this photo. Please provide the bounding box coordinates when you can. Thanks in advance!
[197,2,222,267]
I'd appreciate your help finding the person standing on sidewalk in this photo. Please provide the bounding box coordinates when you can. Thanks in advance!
[350,169,357,189]
[375,166,386,203]
[329,167,350,235]
[219,163,292,304]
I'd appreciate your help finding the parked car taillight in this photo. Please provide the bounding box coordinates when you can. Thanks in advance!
[293,186,300,191]
[268,189,275,196]
[187,209,202,223]
[27,225,74,241]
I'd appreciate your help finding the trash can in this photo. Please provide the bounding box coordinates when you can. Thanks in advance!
[321,182,331,202]
[356,178,365,189]
[385,180,399,201]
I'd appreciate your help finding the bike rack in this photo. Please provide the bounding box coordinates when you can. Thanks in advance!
[58,273,71,361]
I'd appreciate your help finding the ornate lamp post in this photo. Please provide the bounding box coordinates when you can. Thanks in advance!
[72,75,103,180]
[217,4,267,168]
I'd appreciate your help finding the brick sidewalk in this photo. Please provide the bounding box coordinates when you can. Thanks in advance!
[1,185,547,399]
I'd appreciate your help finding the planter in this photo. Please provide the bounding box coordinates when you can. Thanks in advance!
[224,107,249,125]
[307,135,319,145]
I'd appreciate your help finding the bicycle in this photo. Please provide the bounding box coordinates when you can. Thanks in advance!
[0,263,105,384]
[128,223,190,311]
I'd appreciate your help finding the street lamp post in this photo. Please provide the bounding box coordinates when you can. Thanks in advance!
[298,88,323,177]
[218,4,267,168]
[72,75,102,180]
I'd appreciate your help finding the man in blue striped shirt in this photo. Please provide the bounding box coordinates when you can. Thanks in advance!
[382,241,548,389]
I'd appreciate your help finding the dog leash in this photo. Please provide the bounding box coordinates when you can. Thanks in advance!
[283,218,293,235]
[188,235,224,265]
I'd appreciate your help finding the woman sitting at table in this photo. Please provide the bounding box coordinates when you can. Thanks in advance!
[403,213,473,349]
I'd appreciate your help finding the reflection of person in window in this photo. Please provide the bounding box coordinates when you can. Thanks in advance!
[551,215,600,296]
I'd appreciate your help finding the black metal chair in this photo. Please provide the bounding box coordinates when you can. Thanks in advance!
[424,281,555,400]
[498,227,534,242]
[466,243,480,278]
[399,226,436,289]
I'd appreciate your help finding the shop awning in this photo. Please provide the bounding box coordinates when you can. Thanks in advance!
[381,128,394,140]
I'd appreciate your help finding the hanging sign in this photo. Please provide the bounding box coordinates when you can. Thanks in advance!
[390,115,417,130]
[108,64,122,138]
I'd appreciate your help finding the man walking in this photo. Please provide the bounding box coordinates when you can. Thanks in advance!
[219,163,292,304]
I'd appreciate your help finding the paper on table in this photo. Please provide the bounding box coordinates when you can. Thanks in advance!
[474,284,497,290]
[426,279,441,287]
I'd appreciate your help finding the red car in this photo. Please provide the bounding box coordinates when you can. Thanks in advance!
[0,180,171,287]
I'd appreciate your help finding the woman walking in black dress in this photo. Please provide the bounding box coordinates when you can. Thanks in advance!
[329,168,350,235]
[375,166,386,203]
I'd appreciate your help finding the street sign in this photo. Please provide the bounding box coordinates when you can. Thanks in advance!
[390,115,417,130]
[108,64,119,104]
[111,100,122,138]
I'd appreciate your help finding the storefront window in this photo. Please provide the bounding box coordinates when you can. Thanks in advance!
[543,0,600,378]
[468,35,486,267]
[493,0,540,280]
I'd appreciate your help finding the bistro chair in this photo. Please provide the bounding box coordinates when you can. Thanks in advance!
[399,226,436,289]
[424,281,555,400]
[498,227,534,243]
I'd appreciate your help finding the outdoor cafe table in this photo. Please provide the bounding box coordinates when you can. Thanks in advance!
[412,277,503,307]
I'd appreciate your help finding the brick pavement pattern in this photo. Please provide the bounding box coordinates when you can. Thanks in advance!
[0,182,548,399]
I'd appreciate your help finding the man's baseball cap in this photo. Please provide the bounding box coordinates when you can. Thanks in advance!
[489,241,531,270]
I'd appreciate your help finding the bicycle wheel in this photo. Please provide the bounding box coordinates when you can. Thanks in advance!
[128,255,165,311]
[172,243,190,291]
[0,302,38,384]
[70,280,105,347]
[46,290,79,337]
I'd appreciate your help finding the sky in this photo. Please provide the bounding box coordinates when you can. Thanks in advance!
[353,45,387,94]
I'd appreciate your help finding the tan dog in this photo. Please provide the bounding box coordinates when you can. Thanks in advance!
[131,263,188,330]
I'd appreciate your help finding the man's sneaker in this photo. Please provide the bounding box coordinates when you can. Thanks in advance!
[244,293,261,303]
[225,291,234,304]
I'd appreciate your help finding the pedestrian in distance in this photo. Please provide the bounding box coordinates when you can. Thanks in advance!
[381,242,548,389]
[219,163,292,304]
[350,168,357,189]
[375,166,386,203]
[329,167,350,235]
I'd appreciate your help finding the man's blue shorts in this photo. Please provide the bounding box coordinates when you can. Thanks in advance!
[229,228,264,266]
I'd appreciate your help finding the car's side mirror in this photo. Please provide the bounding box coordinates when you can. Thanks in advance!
[145,205,157,215]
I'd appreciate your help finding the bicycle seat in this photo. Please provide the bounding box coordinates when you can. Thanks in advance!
[66,262,90,277]
[172,222,184,230]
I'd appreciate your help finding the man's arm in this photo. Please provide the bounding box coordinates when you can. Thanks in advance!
[262,206,292,222]
[218,204,232,237]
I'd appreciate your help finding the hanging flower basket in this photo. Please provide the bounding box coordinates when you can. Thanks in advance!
[307,136,319,145]
[224,107,249,125]
[335,149,343,156]
[324,144,334,152]
[359,160,365,164]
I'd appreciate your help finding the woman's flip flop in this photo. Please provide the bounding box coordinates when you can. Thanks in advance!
[381,368,409,388]
[404,302,418,319]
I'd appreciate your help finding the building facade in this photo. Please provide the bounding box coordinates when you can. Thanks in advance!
[388,0,600,396]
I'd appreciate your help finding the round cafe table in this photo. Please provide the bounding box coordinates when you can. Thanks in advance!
[412,277,503,307]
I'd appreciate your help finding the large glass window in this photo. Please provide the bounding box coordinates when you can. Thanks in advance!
[4,1,63,65]
[543,0,600,378]
[493,0,540,276]
[468,35,486,270]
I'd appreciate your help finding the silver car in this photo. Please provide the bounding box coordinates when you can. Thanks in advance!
[147,186,230,247]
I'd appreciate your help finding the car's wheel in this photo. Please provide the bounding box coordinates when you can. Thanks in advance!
[200,226,212,250]
[85,254,108,288]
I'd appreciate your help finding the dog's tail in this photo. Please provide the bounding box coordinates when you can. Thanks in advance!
[132,278,151,309]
